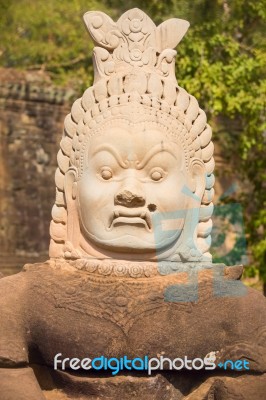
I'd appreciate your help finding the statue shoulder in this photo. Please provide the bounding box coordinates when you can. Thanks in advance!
[242,286,266,313]
[0,270,27,300]
[0,269,31,367]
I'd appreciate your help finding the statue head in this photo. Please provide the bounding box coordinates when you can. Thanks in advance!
[49,8,214,263]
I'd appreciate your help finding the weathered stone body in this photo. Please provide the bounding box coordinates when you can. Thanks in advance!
[0,8,265,400]
[1,261,266,398]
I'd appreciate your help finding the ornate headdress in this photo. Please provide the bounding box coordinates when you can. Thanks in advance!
[49,8,214,261]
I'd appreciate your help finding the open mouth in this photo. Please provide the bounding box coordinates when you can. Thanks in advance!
[108,208,152,232]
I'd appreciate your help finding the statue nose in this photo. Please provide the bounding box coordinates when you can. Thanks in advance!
[115,189,146,208]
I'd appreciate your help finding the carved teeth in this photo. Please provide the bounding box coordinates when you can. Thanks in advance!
[111,209,152,231]
[145,212,152,230]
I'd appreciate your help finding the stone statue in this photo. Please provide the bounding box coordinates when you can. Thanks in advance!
[0,8,265,400]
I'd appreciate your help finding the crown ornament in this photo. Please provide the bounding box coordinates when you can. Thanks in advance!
[83,8,190,83]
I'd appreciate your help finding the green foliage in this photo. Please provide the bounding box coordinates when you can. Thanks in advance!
[1,0,265,289]
[0,0,110,89]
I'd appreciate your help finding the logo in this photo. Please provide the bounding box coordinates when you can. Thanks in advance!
[54,352,250,375]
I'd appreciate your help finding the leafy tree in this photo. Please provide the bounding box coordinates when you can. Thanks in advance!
[0,0,110,88]
[106,0,266,292]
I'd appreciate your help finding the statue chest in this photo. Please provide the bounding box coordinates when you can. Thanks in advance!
[27,267,235,366]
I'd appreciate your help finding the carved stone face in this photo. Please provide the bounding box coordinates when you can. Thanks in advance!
[76,121,196,255]
[49,8,214,261]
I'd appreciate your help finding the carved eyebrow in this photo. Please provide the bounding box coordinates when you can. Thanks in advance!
[92,144,128,168]
[136,143,177,169]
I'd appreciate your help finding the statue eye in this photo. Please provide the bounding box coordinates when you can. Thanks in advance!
[150,168,165,181]
[101,168,113,180]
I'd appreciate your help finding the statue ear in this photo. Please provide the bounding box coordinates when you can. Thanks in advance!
[188,159,206,200]
[65,169,79,248]
[65,169,78,202]
[176,159,206,261]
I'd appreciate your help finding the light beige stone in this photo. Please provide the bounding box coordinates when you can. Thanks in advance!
[50,7,214,264]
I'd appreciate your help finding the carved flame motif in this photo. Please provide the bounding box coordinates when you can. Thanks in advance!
[83,8,190,81]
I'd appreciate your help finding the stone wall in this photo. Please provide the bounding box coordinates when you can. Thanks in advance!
[0,68,76,275]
